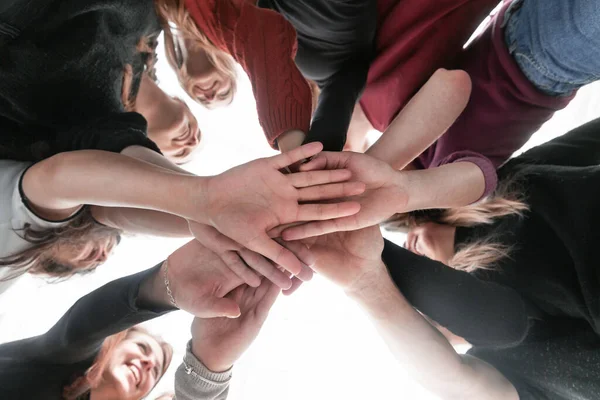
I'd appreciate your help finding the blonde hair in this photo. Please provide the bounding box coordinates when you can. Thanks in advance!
[0,207,121,281]
[385,178,529,272]
[154,0,238,105]
[62,326,173,400]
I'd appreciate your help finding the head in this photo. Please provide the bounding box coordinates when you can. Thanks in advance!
[386,179,528,272]
[405,222,456,264]
[155,0,238,109]
[63,326,173,400]
[0,208,121,281]
[136,74,201,163]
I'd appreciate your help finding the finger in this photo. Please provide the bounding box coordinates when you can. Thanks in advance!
[279,240,316,268]
[247,236,304,277]
[282,216,358,240]
[295,202,360,221]
[256,281,282,317]
[289,169,352,188]
[298,154,328,172]
[221,251,262,288]
[197,296,241,319]
[270,142,323,170]
[268,222,305,239]
[282,277,304,296]
[297,182,365,202]
[239,248,293,290]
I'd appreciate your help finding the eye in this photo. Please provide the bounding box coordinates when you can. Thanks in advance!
[217,89,231,101]
[138,342,149,354]
[173,37,184,69]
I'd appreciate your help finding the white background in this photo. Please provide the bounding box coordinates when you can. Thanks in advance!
[1,33,600,399]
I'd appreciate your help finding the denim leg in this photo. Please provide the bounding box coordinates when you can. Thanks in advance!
[504,0,600,96]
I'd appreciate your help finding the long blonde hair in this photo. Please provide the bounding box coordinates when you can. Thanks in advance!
[0,207,121,281]
[154,0,238,104]
[385,178,529,272]
[62,326,173,400]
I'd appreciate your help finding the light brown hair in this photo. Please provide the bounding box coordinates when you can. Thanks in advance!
[63,326,173,400]
[154,0,238,105]
[385,178,529,272]
[0,207,121,281]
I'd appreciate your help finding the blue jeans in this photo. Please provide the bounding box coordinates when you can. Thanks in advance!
[504,0,600,96]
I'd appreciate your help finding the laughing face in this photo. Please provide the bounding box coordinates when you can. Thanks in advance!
[98,331,167,399]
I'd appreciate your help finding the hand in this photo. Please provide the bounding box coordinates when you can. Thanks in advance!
[189,221,313,290]
[282,152,408,240]
[150,240,246,318]
[307,225,384,291]
[191,279,281,372]
[203,142,365,276]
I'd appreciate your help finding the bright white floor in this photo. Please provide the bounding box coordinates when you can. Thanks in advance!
[1,40,599,399]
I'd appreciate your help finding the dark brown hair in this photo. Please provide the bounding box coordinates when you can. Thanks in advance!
[62,326,173,400]
[0,207,122,281]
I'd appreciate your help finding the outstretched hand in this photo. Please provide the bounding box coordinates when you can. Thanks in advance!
[282,152,407,240]
[203,142,365,277]
[190,279,281,372]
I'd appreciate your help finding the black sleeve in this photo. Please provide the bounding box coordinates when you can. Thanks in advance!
[47,112,161,161]
[305,58,371,151]
[382,239,535,348]
[503,117,600,171]
[0,263,171,365]
[258,0,376,151]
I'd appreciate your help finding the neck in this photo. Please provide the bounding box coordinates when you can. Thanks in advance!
[134,75,170,124]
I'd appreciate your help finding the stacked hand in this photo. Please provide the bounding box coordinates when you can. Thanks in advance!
[189,221,314,290]
[281,152,408,241]
[306,225,385,292]
[190,279,281,372]
[200,142,365,276]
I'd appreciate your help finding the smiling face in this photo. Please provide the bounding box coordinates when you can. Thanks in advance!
[165,30,236,109]
[97,331,167,399]
[405,222,457,264]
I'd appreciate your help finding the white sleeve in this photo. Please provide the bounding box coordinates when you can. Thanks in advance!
[0,160,79,258]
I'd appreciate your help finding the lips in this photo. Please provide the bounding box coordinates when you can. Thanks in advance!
[128,363,141,387]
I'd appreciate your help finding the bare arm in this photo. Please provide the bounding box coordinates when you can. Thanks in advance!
[347,263,519,400]
[400,161,485,211]
[367,69,472,170]
[22,149,208,222]
[91,207,192,237]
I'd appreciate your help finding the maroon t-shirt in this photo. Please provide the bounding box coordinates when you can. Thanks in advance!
[363,0,575,199]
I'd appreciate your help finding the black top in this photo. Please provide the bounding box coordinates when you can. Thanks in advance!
[0,264,171,399]
[258,0,376,151]
[0,0,162,161]
[383,118,600,399]
[469,319,600,400]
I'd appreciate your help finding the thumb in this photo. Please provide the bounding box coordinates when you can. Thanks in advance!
[198,296,241,319]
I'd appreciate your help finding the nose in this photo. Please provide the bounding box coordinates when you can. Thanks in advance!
[186,128,200,147]
[140,355,156,371]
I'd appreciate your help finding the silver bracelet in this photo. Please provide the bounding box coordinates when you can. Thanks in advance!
[162,259,178,308]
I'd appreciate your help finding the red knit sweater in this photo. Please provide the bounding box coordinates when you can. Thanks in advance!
[184,0,312,147]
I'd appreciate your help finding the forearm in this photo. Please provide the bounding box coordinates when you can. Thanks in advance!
[367,69,472,170]
[277,130,306,153]
[23,150,210,223]
[121,145,194,175]
[399,161,485,211]
[347,266,517,400]
[91,207,193,238]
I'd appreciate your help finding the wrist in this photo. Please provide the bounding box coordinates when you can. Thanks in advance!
[179,175,212,224]
[191,339,233,373]
[137,262,174,310]
[277,130,306,153]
